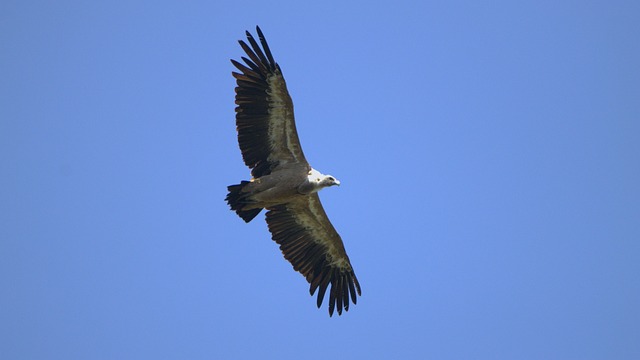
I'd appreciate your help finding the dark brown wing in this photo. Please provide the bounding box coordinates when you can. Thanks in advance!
[231,26,308,178]
[265,194,361,316]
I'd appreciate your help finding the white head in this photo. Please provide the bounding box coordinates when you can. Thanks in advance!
[305,168,340,193]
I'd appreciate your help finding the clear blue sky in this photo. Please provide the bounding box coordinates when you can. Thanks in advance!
[1,1,639,359]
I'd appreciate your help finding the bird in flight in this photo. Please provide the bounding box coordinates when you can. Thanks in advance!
[226,26,361,316]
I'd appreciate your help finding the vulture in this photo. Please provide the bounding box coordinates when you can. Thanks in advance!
[225,26,361,316]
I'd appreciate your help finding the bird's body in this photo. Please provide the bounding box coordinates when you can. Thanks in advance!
[226,26,360,316]
[228,165,338,212]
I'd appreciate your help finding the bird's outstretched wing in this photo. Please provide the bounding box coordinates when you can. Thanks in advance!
[265,194,361,316]
[231,26,308,178]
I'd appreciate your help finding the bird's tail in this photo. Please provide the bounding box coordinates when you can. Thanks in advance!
[226,181,263,223]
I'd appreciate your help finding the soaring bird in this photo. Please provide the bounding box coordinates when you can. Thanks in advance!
[226,26,361,316]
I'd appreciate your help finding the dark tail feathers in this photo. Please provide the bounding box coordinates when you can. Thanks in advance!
[226,181,262,223]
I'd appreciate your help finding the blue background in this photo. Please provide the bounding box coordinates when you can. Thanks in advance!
[2,1,639,359]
